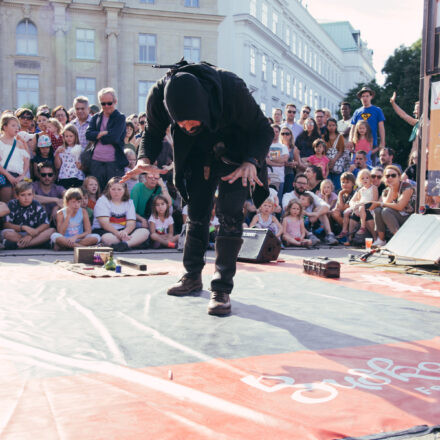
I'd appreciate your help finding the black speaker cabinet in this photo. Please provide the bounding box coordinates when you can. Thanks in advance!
[238,228,281,263]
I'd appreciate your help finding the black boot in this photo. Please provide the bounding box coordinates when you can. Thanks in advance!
[167,235,205,296]
[208,236,243,316]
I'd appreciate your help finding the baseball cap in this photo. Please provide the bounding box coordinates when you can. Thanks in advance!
[37,134,52,148]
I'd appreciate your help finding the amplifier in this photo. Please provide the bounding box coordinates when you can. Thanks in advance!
[238,228,281,263]
[303,257,340,278]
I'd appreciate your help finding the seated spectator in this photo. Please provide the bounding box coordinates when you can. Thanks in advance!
[349,150,372,177]
[51,188,100,250]
[402,150,417,184]
[318,179,337,210]
[324,117,347,191]
[46,118,64,152]
[131,171,171,229]
[51,105,69,128]
[3,181,54,249]
[379,147,402,172]
[54,124,84,189]
[266,124,289,196]
[370,166,386,197]
[282,199,312,247]
[330,172,356,235]
[148,195,178,249]
[249,198,282,239]
[85,87,128,190]
[282,173,337,245]
[33,162,65,222]
[0,200,10,233]
[124,121,137,153]
[32,135,55,179]
[370,165,415,247]
[123,148,139,193]
[339,169,378,244]
[304,165,323,194]
[92,177,149,251]
[0,113,30,203]
[307,139,329,179]
[81,191,94,224]
[82,176,101,210]
[295,118,321,167]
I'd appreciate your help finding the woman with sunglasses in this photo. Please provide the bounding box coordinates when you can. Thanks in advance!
[370,165,415,247]
[279,126,300,194]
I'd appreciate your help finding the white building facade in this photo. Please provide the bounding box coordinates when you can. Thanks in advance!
[218,0,375,117]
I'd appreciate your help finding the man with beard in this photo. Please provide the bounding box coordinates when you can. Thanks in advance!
[122,60,273,316]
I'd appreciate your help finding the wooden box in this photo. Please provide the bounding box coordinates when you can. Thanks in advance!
[74,247,113,264]
[303,257,341,278]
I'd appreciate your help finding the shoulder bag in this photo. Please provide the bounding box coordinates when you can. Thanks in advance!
[0,139,17,186]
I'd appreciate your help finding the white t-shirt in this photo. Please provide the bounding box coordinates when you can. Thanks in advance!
[0,139,30,174]
[92,195,136,230]
[268,142,289,184]
[148,215,174,234]
[282,190,329,212]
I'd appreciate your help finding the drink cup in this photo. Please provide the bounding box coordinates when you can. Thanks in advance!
[365,237,373,250]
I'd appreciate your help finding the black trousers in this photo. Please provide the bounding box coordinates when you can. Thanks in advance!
[89,160,125,191]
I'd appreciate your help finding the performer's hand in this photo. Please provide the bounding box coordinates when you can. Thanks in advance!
[120,163,166,183]
[221,162,263,187]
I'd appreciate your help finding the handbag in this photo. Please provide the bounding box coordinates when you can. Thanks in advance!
[329,135,346,174]
[80,141,95,174]
[0,139,17,186]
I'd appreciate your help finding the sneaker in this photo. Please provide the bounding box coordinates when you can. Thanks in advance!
[324,233,338,245]
[307,233,321,246]
[111,242,130,252]
[4,240,18,250]
[372,238,386,247]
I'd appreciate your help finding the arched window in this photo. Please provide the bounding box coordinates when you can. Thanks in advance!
[16,19,38,55]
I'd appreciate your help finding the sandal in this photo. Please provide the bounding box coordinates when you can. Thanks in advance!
[336,231,348,239]
[357,227,367,235]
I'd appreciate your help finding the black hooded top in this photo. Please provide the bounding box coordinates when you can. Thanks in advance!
[138,62,273,203]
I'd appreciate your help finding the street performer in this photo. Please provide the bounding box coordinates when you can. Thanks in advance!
[121,60,273,316]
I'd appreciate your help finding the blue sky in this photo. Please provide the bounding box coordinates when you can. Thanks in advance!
[306,0,423,84]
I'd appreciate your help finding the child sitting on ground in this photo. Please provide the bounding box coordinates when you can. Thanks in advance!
[249,197,282,239]
[282,199,312,247]
[82,176,101,210]
[51,188,100,250]
[318,179,338,210]
[123,148,139,193]
[148,195,179,248]
[331,172,356,235]
[3,181,54,249]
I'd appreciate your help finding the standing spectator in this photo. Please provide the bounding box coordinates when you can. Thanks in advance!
[130,171,172,229]
[89,105,100,116]
[32,162,65,221]
[298,106,311,127]
[92,177,149,251]
[295,118,321,164]
[349,86,385,163]
[314,109,328,136]
[324,118,346,191]
[127,114,140,136]
[137,112,147,140]
[337,102,352,142]
[36,111,50,134]
[352,120,374,165]
[72,96,91,151]
[54,124,84,189]
[266,124,289,198]
[0,113,30,202]
[370,165,415,247]
[68,107,76,122]
[15,108,35,136]
[282,103,303,139]
[123,121,137,153]
[272,108,283,125]
[51,106,69,128]
[85,87,128,190]
[3,181,54,250]
[279,126,299,195]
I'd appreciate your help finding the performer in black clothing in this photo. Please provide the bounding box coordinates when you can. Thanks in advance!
[122,60,273,316]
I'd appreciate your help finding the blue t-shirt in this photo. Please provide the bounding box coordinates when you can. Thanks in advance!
[351,105,385,146]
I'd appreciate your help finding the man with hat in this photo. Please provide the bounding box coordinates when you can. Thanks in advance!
[348,86,385,163]
[122,60,273,316]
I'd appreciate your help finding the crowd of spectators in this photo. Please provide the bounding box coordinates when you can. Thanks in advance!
[0,84,438,252]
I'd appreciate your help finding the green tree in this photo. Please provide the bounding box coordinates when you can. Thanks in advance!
[342,40,421,167]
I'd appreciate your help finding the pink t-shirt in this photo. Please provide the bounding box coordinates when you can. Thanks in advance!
[355,138,372,153]
[308,155,329,175]
[92,115,115,162]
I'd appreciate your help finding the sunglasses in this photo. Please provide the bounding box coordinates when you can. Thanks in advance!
[302,110,310,114]
[20,115,33,120]
[100,101,113,106]
[371,175,382,179]
[287,110,296,114]
[139,120,146,125]
[40,173,54,177]
[385,173,398,179]
[280,132,291,136]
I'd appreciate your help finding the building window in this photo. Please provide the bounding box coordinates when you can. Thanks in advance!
[76,29,95,59]
[285,26,290,47]
[309,50,312,67]
[262,54,267,81]
[17,74,39,107]
[272,12,278,34]
[298,39,302,59]
[250,0,257,17]
[293,78,297,99]
[286,74,291,96]
[76,77,96,105]
[299,81,303,102]
[140,0,155,3]
[314,93,318,110]
[184,0,199,6]
[272,63,277,87]
[280,69,284,93]
[262,2,268,27]
[16,19,38,56]
[139,33,157,63]
[309,89,313,106]
[184,36,200,63]
[260,102,266,115]
[304,43,308,63]
[250,46,256,75]
[292,32,296,54]
[138,80,155,114]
